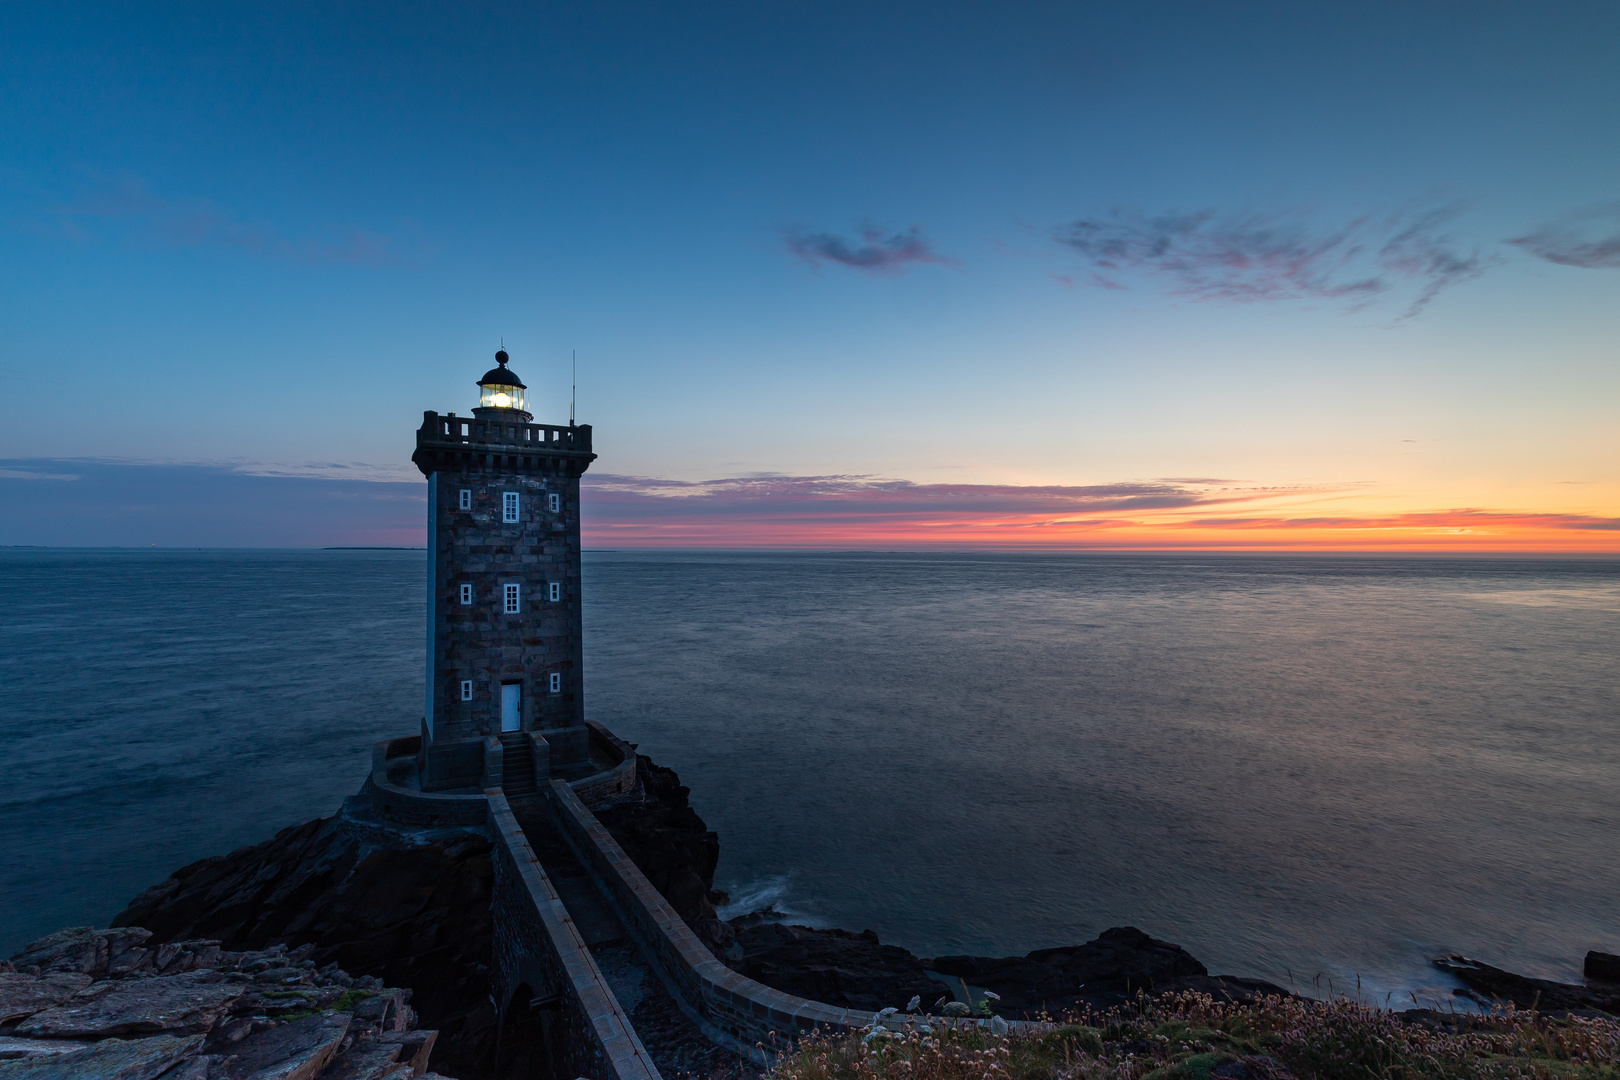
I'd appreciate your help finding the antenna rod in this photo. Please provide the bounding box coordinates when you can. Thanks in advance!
[571,350,577,426]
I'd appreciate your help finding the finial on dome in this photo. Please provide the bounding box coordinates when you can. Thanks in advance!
[495,348,509,365]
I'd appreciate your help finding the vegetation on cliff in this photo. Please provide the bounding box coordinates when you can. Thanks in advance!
[768,993,1619,1080]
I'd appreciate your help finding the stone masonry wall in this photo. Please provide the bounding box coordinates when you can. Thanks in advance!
[543,780,866,1057]
[430,464,584,743]
[486,792,661,1080]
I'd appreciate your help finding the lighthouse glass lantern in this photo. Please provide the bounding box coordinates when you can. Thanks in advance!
[478,349,527,412]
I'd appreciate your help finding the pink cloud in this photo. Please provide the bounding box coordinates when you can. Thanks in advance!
[579,473,1620,552]
[784,221,955,275]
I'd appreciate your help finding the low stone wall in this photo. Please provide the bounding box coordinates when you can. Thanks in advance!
[487,791,662,1080]
[366,737,492,828]
[544,780,866,1057]
[570,721,639,807]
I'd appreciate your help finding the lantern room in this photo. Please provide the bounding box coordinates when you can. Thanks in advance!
[475,349,530,418]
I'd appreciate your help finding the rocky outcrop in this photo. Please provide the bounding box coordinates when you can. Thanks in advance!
[928,926,1289,1017]
[105,757,736,1078]
[1435,954,1620,1014]
[592,755,737,958]
[111,804,495,1078]
[0,926,446,1079]
[730,924,945,1012]
[724,923,1290,1018]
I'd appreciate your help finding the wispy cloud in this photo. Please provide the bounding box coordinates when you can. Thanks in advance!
[579,472,1620,552]
[1053,203,1493,318]
[0,467,79,481]
[586,473,1258,518]
[5,459,1611,552]
[49,177,406,266]
[784,221,955,274]
[1508,202,1620,269]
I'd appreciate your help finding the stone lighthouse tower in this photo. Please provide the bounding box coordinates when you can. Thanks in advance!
[411,349,596,791]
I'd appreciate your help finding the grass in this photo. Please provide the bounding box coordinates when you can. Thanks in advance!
[764,992,1620,1080]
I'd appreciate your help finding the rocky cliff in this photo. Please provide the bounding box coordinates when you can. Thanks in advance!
[0,926,441,1079]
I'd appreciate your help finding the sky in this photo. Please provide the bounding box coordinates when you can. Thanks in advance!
[2,1,1617,550]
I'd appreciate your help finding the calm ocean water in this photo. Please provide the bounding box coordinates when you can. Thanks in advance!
[1,549,1616,1005]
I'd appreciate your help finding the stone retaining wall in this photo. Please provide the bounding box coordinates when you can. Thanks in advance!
[544,779,866,1058]
[569,722,640,807]
[366,737,489,827]
[486,791,662,1080]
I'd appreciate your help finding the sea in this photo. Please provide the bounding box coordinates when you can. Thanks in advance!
[1,548,1616,1007]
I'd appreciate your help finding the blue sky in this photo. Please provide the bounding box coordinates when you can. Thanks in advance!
[3,2,1617,548]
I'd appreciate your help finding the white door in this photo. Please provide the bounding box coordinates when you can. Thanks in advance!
[500,683,521,732]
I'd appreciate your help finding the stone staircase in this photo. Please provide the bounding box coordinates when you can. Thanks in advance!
[499,731,538,796]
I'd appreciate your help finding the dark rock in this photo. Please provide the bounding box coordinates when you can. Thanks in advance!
[730,923,945,1012]
[1587,951,1620,985]
[0,1035,90,1061]
[0,1033,203,1080]
[15,970,244,1038]
[927,926,1262,1016]
[0,972,95,1024]
[0,927,435,1080]
[223,1010,351,1078]
[1210,1056,1296,1080]
[592,756,735,958]
[353,988,415,1033]
[7,927,102,975]
[376,1029,437,1074]
[321,1041,404,1080]
[1435,954,1620,1014]
[112,808,494,1077]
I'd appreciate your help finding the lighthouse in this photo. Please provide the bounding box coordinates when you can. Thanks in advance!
[410,349,596,792]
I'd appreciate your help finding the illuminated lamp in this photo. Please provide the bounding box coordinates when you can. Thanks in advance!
[475,349,530,418]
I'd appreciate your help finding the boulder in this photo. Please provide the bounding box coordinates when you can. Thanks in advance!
[224,1010,351,1079]
[1587,951,1620,985]
[320,1042,403,1080]
[376,1031,437,1075]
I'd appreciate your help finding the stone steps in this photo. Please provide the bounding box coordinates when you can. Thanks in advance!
[498,732,537,795]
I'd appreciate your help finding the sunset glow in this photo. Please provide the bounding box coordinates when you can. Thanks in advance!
[579,475,1620,552]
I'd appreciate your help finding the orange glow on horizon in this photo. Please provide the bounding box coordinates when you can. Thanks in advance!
[580,508,1620,553]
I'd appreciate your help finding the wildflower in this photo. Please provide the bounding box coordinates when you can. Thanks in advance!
[907,995,922,1012]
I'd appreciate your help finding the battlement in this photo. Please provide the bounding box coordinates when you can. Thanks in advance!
[413,410,594,477]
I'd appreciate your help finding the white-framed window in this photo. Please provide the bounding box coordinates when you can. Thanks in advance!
[503,583,521,614]
[460,680,473,701]
[503,491,519,523]
[458,582,473,605]
[548,581,561,602]
[458,489,472,511]
[548,672,561,693]
[547,493,561,513]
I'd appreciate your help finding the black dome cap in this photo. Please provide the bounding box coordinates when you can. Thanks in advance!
[477,349,526,389]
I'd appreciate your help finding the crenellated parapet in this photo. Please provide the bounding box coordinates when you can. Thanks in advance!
[412,411,595,478]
